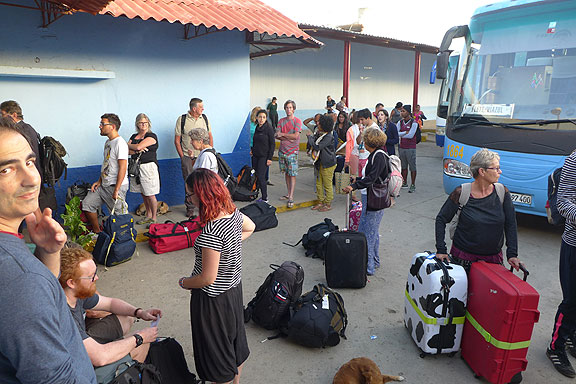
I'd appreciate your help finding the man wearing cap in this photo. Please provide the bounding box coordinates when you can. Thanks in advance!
[397,104,419,193]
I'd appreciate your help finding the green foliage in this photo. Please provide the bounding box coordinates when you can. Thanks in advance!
[61,196,92,248]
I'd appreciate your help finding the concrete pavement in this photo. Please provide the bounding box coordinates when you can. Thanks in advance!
[95,140,568,384]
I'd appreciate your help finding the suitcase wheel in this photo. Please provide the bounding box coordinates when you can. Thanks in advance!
[419,352,427,358]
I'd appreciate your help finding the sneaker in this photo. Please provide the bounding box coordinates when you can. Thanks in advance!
[547,347,576,378]
[408,185,416,193]
[567,337,576,358]
[401,183,408,189]
[267,181,274,186]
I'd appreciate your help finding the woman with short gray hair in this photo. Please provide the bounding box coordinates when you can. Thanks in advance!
[435,148,522,271]
[190,128,218,174]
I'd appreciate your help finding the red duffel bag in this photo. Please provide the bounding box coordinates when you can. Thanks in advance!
[146,219,203,254]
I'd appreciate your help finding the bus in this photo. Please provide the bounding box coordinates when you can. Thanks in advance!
[436,0,576,217]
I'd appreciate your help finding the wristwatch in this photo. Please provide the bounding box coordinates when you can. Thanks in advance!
[133,333,143,347]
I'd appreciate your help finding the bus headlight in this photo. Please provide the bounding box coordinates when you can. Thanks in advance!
[444,159,472,178]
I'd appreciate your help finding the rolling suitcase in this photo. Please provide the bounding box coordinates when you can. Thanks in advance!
[461,261,540,384]
[324,194,367,288]
[404,252,468,355]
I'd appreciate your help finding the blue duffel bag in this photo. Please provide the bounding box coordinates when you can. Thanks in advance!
[93,199,137,268]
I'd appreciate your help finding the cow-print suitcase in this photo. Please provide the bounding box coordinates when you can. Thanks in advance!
[404,252,468,356]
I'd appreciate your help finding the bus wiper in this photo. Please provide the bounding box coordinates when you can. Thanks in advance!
[451,118,574,131]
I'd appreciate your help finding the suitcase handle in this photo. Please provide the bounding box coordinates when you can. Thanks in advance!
[509,264,529,281]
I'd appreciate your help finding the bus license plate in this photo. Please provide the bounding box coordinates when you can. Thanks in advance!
[510,192,532,206]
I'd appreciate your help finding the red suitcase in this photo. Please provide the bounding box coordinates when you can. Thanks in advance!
[146,219,203,254]
[461,261,540,384]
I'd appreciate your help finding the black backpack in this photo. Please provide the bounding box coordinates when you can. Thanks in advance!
[205,148,237,196]
[547,167,565,226]
[39,136,67,186]
[300,218,338,260]
[145,337,201,384]
[232,165,259,201]
[415,124,422,144]
[286,283,348,348]
[244,262,304,330]
[109,361,162,384]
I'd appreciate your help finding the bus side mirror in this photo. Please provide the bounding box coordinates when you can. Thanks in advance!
[436,52,450,80]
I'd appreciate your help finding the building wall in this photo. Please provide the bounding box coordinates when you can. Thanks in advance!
[251,37,441,120]
[0,4,251,212]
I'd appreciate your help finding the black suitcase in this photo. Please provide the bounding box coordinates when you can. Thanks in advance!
[239,200,278,231]
[324,194,367,288]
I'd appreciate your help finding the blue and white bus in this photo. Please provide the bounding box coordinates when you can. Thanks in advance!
[436,0,576,217]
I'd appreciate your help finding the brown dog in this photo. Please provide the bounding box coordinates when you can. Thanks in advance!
[333,357,405,384]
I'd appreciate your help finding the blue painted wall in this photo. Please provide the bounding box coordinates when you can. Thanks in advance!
[0,3,252,214]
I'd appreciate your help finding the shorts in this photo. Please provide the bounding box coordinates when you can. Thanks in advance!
[85,314,124,344]
[82,184,128,214]
[278,152,298,176]
[129,162,160,196]
[399,148,417,171]
[190,283,249,383]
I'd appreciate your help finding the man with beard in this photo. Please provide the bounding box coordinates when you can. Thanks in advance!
[0,124,96,383]
[82,113,129,233]
[60,247,161,383]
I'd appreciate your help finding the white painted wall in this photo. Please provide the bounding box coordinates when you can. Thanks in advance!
[0,5,250,167]
[251,37,441,119]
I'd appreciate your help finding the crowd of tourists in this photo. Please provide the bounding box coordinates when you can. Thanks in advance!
[0,94,575,384]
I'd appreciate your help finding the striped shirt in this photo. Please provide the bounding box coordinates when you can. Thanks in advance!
[559,150,576,246]
[277,117,302,155]
[192,209,244,297]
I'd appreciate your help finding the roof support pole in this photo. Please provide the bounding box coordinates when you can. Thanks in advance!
[412,49,421,108]
[343,40,351,105]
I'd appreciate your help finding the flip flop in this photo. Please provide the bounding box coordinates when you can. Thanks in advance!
[279,195,290,201]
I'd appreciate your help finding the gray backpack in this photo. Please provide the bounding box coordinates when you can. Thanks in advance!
[449,183,505,239]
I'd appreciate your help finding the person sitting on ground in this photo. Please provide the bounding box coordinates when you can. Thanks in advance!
[251,109,275,204]
[190,128,218,174]
[59,247,161,384]
[128,113,160,226]
[435,148,521,272]
[83,113,129,233]
[343,127,390,276]
[179,169,255,384]
[307,114,337,212]
[377,109,399,156]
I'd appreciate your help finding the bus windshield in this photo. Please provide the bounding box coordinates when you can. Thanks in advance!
[451,15,576,131]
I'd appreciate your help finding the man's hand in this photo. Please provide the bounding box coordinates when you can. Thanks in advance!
[91,180,101,192]
[137,327,158,344]
[266,160,272,166]
[139,308,162,321]
[26,208,67,254]
[508,257,522,271]
[112,189,119,200]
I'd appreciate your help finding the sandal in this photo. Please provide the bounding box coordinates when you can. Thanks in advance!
[279,195,290,201]
[287,200,294,209]
[311,203,323,210]
[318,204,332,212]
[136,217,153,225]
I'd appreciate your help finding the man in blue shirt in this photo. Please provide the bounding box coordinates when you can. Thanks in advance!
[0,123,96,383]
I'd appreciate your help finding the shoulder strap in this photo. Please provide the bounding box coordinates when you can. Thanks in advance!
[180,114,186,145]
[494,183,505,205]
[202,114,210,131]
[459,183,472,208]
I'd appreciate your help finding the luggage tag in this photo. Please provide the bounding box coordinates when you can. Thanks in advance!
[322,294,330,310]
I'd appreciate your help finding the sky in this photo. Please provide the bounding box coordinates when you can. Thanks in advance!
[259,0,494,47]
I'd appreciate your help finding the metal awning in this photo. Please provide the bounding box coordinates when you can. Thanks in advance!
[100,0,323,57]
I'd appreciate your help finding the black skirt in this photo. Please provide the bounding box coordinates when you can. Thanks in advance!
[189,283,250,382]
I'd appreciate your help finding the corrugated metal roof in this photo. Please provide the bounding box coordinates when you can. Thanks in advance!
[300,23,439,54]
[49,0,113,14]
[101,0,311,40]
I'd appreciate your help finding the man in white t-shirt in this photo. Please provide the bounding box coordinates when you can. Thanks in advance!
[82,113,129,233]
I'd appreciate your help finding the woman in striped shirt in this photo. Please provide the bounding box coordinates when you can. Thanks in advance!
[179,168,255,384]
